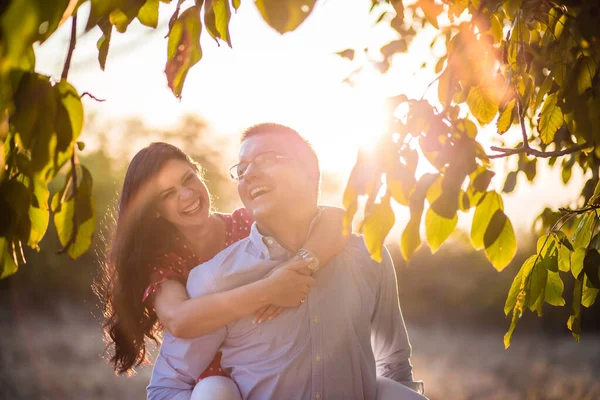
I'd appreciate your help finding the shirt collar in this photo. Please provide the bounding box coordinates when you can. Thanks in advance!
[248,207,322,260]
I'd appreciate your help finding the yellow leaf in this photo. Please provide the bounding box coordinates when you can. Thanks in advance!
[255,0,316,33]
[471,191,503,249]
[425,207,457,253]
[417,0,443,29]
[165,6,203,99]
[362,198,395,263]
[466,86,499,125]
[537,93,563,145]
[497,99,516,134]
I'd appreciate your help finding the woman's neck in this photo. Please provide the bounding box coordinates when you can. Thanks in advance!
[177,214,226,261]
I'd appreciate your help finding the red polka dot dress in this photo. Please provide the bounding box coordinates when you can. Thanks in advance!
[142,208,254,381]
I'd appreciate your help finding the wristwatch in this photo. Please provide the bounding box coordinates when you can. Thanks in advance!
[297,248,320,273]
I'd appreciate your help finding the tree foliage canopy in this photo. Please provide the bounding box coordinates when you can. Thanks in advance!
[1,0,599,345]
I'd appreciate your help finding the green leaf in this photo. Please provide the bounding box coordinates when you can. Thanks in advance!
[502,0,522,20]
[466,85,499,125]
[28,177,50,250]
[572,212,595,249]
[12,73,58,176]
[497,99,516,134]
[362,196,395,263]
[109,0,146,33]
[537,93,564,145]
[96,19,113,70]
[466,167,494,206]
[400,173,436,261]
[502,171,518,193]
[425,207,457,253]
[76,141,85,151]
[165,5,203,98]
[489,13,503,43]
[417,0,443,29]
[557,234,572,273]
[0,238,18,279]
[567,274,583,341]
[53,80,83,172]
[1,179,32,243]
[484,209,517,271]
[204,0,232,47]
[504,255,536,315]
[335,49,355,61]
[54,165,96,259]
[583,248,600,289]
[537,233,558,272]
[255,0,316,34]
[571,247,586,278]
[582,282,598,308]
[528,261,548,315]
[137,0,160,28]
[471,191,502,249]
[575,56,596,95]
[535,74,553,111]
[545,271,565,306]
[387,168,415,206]
[232,0,241,10]
[86,0,121,31]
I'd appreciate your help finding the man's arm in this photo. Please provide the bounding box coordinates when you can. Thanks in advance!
[147,259,226,400]
[370,247,424,395]
[147,329,225,400]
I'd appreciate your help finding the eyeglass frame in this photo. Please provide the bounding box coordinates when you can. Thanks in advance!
[229,151,295,181]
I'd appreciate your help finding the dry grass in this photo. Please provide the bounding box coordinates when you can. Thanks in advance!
[1,304,599,400]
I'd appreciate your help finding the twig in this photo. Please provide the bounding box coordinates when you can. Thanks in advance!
[80,92,106,102]
[488,97,593,159]
[558,204,600,215]
[488,142,592,159]
[58,16,79,255]
[61,15,77,80]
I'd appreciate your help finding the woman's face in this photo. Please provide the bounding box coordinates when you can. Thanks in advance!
[153,159,211,229]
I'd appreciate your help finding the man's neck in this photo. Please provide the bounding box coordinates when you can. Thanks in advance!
[257,207,319,253]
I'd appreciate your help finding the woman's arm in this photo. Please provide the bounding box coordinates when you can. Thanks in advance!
[153,258,314,338]
[302,205,347,267]
[252,205,348,323]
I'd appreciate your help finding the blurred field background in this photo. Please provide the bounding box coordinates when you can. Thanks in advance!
[1,117,599,400]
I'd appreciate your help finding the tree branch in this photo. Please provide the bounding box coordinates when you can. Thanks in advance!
[558,204,600,215]
[488,95,593,159]
[61,15,77,80]
[80,92,106,102]
[488,142,592,159]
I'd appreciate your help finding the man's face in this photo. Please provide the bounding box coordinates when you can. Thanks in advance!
[237,133,316,223]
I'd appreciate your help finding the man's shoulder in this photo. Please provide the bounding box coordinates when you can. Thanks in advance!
[343,235,389,261]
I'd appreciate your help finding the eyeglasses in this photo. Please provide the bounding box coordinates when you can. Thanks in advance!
[229,151,293,180]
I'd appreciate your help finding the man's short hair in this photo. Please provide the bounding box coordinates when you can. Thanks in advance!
[241,123,321,193]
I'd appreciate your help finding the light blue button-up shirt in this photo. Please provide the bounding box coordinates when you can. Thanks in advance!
[147,223,421,400]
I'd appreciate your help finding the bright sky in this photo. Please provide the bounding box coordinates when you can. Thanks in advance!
[34,0,583,235]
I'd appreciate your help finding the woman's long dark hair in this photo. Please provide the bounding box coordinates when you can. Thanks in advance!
[96,142,199,375]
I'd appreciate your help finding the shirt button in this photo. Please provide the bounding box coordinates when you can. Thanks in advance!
[313,316,318,323]
[316,354,321,361]
[315,393,321,399]
[266,238,273,245]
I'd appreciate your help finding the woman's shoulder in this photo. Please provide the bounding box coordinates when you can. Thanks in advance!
[230,208,254,225]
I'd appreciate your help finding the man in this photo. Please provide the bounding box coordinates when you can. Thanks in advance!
[148,123,425,399]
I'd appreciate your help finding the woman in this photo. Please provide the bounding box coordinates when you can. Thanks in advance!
[97,142,346,398]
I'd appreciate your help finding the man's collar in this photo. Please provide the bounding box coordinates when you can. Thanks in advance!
[248,207,322,260]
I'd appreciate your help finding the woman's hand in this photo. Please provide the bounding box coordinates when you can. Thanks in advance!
[302,205,348,267]
[253,258,315,324]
